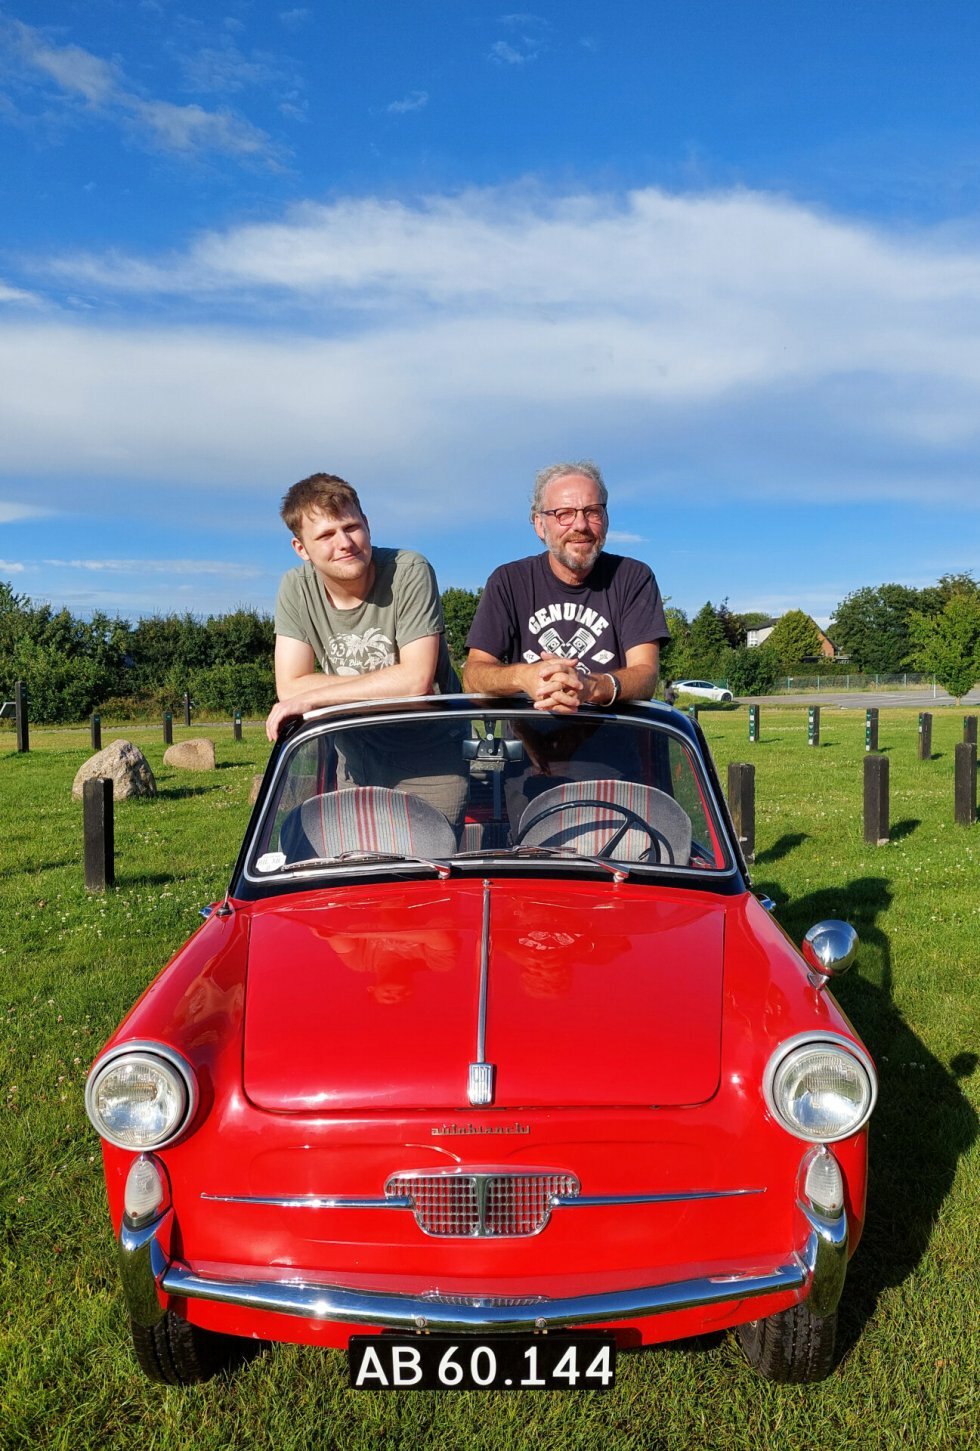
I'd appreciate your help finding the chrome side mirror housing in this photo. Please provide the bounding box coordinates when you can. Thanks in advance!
[801,920,858,990]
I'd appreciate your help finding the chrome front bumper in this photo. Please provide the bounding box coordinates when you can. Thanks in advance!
[119,1201,847,1334]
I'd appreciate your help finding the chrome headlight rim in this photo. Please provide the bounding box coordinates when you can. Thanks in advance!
[763,1031,877,1144]
[85,1040,198,1151]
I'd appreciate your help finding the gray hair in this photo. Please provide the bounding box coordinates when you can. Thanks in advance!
[530,460,608,521]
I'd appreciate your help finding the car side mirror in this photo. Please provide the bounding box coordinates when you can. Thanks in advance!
[801,920,858,990]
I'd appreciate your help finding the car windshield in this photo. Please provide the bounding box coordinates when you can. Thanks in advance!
[244,707,733,885]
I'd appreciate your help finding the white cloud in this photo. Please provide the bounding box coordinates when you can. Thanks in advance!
[278,9,311,30]
[25,37,119,104]
[43,558,264,577]
[387,90,429,115]
[4,18,282,164]
[4,183,980,530]
[489,14,548,65]
[489,41,528,65]
[0,501,51,523]
[178,42,294,98]
[131,98,276,158]
[38,188,980,419]
[0,278,41,305]
[0,558,26,573]
[607,531,645,543]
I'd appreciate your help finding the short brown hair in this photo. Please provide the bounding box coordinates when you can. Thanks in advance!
[280,473,365,536]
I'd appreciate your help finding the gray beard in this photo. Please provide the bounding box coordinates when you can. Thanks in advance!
[550,538,604,576]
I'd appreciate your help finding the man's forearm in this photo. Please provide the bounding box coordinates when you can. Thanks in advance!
[462,658,534,697]
[279,659,434,707]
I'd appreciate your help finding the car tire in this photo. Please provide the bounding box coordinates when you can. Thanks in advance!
[736,1302,837,1383]
[130,1311,266,1385]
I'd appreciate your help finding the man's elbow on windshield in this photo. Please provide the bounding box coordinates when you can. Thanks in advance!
[399,636,440,696]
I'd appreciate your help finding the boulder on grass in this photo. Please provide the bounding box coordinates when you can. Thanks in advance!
[72,740,156,801]
[164,738,216,771]
[249,774,263,804]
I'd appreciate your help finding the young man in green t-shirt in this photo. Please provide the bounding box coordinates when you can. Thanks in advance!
[266,472,466,829]
[267,473,458,740]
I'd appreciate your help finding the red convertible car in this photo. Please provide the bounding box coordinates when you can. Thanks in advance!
[86,696,876,1388]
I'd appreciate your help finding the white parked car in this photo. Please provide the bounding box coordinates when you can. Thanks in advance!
[673,680,734,703]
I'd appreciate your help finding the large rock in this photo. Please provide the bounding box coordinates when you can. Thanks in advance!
[72,740,157,801]
[164,738,216,771]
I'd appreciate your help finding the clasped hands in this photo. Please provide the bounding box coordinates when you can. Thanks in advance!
[522,653,612,714]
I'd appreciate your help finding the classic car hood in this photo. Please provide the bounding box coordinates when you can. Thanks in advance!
[243,879,726,1112]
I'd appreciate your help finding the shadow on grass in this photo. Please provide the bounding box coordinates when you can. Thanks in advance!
[889,818,921,841]
[155,785,223,800]
[770,875,978,1361]
[0,858,78,878]
[753,832,809,866]
[115,871,200,888]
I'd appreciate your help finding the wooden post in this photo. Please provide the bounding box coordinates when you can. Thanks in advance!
[15,681,28,753]
[865,707,879,753]
[163,711,173,745]
[748,704,760,743]
[233,710,243,742]
[864,754,889,845]
[183,691,192,727]
[917,712,932,762]
[954,742,977,826]
[807,705,820,747]
[83,777,114,891]
[964,715,978,748]
[727,762,756,862]
[688,704,700,721]
[90,713,102,751]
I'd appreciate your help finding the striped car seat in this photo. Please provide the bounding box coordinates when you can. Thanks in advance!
[280,786,457,863]
[515,779,692,866]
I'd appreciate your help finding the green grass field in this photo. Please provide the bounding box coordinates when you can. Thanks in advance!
[1,709,977,1450]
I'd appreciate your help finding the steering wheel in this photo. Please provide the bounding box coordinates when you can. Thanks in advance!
[514,797,666,862]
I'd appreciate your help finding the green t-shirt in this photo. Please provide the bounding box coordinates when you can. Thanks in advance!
[274,547,458,693]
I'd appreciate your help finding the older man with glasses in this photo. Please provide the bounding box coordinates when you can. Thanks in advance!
[463,461,668,714]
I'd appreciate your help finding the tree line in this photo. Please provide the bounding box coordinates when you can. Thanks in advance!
[2,574,978,725]
[662,573,980,700]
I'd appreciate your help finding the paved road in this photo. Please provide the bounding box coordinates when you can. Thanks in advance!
[738,687,980,710]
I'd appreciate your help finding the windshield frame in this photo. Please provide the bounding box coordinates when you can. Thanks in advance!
[230,696,747,901]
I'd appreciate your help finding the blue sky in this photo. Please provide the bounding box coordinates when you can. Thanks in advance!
[2,1,979,628]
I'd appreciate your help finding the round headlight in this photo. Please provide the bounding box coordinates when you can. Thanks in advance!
[86,1044,196,1150]
[764,1034,876,1143]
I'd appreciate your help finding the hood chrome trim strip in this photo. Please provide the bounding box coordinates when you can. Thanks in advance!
[468,878,495,1106]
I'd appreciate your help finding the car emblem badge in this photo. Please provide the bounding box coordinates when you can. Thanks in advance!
[468,1061,495,1106]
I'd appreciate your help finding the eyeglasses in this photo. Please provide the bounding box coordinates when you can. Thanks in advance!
[536,505,607,528]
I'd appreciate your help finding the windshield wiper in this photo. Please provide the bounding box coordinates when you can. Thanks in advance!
[286,850,451,880]
[453,845,629,883]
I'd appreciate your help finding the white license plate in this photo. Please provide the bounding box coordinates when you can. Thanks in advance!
[349,1333,616,1390]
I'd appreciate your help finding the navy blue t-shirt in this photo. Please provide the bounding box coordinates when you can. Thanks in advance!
[466,552,669,674]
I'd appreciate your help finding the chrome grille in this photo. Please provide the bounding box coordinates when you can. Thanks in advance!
[385,1172,579,1237]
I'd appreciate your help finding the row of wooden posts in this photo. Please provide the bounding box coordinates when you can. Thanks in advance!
[726,739,978,862]
[6,685,245,753]
[4,680,974,889]
[689,701,979,756]
[82,743,979,893]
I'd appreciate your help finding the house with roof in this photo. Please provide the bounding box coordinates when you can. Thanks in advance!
[746,615,842,659]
